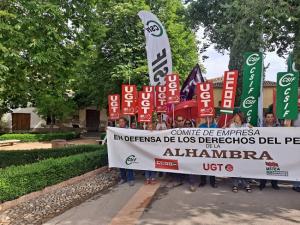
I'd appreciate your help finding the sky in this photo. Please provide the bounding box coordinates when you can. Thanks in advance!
[196,31,289,82]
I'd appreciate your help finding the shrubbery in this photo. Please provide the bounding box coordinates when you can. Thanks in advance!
[0,145,104,168]
[0,132,79,142]
[0,149,108,202]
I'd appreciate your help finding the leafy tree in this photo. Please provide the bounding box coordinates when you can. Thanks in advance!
[187,0,300,100]
[0,0,106,119]
[75,0,201,109]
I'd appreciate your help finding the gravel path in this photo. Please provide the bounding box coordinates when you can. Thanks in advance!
[0,169,118,225]
[0,138,98,151]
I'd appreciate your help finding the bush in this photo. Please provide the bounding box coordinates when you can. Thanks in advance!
[0,149,108,202]
[0,145,104,168]
[0,132,79,142]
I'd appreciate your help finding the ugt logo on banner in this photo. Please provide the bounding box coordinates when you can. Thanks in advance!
[220,71,238,114]
[108,94,120,120]
[143,86,155,109]
[166,74,180,104]
[122,85,137,115]
[196,82,215,117]
[138,91,154,122]
[156,85,167,112]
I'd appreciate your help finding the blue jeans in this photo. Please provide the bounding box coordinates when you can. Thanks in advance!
[232,178,249,188]
[145,171,156,179]
[120,168,134,182]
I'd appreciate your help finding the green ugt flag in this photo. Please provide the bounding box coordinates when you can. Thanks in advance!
[241,52,263,126]
[276,72,299,120]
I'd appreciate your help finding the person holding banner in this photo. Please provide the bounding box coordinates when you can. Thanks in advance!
[156,113,167,130]
[198,117,217,188]
[291,112,300,192]
[118,117,135,186]
[259,112,280,190]
[166,115,186,188]
[144,123,157,184]
[229,113,252,193]
[184,119,198,192]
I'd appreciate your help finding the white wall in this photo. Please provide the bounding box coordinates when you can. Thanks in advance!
[1,107,46,129]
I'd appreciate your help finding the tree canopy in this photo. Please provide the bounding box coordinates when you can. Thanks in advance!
[0,0,200,118]
[187,0,299,100]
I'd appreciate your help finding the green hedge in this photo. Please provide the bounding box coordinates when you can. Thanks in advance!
[0,145,103,168]
[0,150,108,202]
[0,132,79,142]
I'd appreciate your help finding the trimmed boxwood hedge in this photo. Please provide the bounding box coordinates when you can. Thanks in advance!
[0,145,103,168]
[0,132,79,142]
[0,149,108,202]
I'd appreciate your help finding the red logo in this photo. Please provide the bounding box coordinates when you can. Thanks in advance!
[225,164,234,172]
[155,158,179,170]
[203,163,234,172]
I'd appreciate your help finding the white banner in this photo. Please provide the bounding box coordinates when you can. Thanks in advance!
[138,11,172,86]
[107,127,300,181]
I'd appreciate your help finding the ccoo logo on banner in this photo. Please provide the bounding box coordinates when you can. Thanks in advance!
[220,71,238,114]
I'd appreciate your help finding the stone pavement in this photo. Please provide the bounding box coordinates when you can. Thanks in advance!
[42,176,300,225]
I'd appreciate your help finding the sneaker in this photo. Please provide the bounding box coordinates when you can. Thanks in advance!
[150,178,157,185]
[128,180,135,186]
[189,185,196,192]
[118,179,126,185]
[145,179,150,185]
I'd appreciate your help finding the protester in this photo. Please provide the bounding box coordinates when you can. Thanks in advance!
[185,119,198,192]
[259,112,280,190]
[131,122,137,129]
[229,113,252,193]
[291,112,300,192]
[198,116,217,188]
[144,123,157,184]
[118,117,135,186]
[156,113,168,130]
[166,115,186,188]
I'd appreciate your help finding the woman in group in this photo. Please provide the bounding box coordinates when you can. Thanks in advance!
[229,112,252,193]
[144,122,157,184]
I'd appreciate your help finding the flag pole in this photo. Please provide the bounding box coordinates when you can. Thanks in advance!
[172,103,175,128]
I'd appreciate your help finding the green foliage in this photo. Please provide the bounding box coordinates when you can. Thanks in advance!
[0,0,106,116]
[74,0,201,108]
[0,150,108,202]
[1,0,201,113]
[187,0,300,100]
[35,94,76,125]
[0,144,103,168]
[0,132,79,142]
